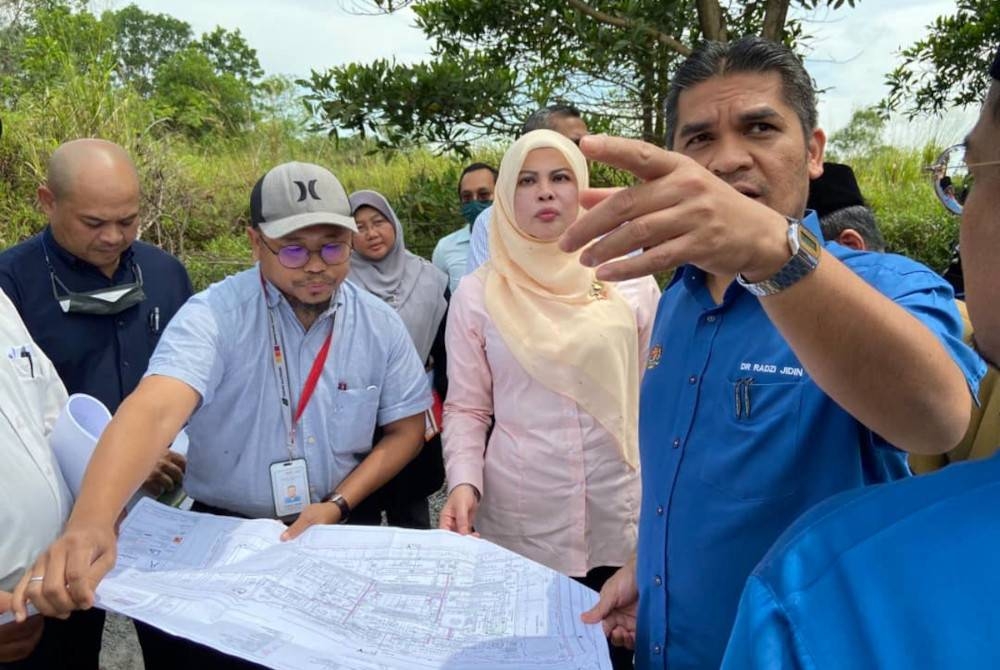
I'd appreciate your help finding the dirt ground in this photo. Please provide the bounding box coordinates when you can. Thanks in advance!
[99,488,448,669]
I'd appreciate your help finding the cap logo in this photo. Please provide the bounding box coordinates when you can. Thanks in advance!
[294,179,321,202]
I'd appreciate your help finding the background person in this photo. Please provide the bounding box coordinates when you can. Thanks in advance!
[441,129,660,670]
[433,163,497,293]
[348,189,449,528]
[807,161,886,252]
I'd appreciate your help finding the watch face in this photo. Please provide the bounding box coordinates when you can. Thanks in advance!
[799,226,822,256]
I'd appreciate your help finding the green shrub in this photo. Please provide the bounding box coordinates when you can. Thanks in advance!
[851,144,958,272]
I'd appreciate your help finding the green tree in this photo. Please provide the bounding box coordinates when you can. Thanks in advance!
[196,26,264,84]
[104,3,192,96]
[882,0,1000,117]
[826,106,885,160]
[152,46,255,138]
[308,0,857,155]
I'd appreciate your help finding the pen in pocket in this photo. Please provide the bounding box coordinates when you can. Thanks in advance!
[734,377,754,419]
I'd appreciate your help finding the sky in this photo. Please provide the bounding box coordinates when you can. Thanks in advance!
[119,0,974,143]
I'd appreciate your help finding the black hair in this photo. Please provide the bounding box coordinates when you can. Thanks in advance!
[520,104,584,136]
[819,205,886,253]
[665,36,817,149]
[457,162,498,197]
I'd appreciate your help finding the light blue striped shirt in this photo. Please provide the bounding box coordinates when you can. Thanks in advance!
[146,267,431,518]
[431,224,470,293]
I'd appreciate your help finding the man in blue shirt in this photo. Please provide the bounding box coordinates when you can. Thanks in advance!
[0,139,192,670]
[566,37,984,668]
[432,162,496,293]
[13,161,430,668]
[721,45,1000,670]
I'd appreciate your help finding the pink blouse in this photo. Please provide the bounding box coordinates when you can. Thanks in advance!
[443,271,660,576]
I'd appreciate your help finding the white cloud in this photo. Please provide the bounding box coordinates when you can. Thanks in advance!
[799,0,975,140]
[124,0,432,76]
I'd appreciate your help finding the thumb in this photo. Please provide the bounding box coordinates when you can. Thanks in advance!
[456,502,473,535]
[281,515,311,542]
[580,592,613,624]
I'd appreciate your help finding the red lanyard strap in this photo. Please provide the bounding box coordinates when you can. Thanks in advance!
[294,330,332,425]
[261,271,336,457]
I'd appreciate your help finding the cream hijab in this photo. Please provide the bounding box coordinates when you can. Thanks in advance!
[484,130,639,468]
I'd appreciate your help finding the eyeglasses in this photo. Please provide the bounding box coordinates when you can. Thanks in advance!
[925,144,1000,215]
[354,217,392,236]
[258,237,351,268]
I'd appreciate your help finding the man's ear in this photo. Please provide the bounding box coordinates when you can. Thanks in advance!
[836,229,867,251]
[37,184,56,216]
[247,227,262,263]
[807,128,826,180]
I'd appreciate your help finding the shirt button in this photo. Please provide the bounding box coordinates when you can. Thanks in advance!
[117,320,125,327]
[706,315,717,323]
[652,643,662,655]
[672,438,681,449]
[688,375,697,384]
[123,361,130,368]
[656,505,664,515]
[307,436,316,445]
[653,575,662,587]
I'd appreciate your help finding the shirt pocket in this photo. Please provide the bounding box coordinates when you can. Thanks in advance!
[698,378,805,501]
[330,387,380,459]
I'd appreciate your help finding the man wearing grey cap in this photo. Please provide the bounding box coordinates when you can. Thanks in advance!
[721,46,1000,668]
[13,162,429,668]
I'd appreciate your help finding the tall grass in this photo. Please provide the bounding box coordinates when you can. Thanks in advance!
[851,144,958,272]
[0,63,961,290]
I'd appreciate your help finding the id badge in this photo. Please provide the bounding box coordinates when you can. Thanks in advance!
[270,458,310,518]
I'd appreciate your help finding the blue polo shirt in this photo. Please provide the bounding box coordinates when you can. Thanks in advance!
[722,452,1000,669]
[0,227,192,412]
[635,213,985,669]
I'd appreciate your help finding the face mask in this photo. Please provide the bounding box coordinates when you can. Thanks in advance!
[461,200,492,227]
[44,241,146,315]
[51,273,146,315]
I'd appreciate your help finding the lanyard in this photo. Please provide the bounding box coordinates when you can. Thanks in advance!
[260,273,335,459]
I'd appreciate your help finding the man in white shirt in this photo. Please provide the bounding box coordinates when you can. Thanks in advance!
[0,290,71,665]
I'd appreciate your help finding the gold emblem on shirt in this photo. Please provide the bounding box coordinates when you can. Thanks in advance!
[646,344,663,370]
[589,280,607,300]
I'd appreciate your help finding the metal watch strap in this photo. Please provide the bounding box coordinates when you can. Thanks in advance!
[322,492,351,524]
[736,218,821,297]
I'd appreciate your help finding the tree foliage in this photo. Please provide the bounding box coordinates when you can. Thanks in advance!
[882,0,1000,117]
[306,0,856,155]
[0,0,264,139]
[826,106,885,159]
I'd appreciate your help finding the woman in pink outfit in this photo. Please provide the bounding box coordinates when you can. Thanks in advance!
[440,129,659,670]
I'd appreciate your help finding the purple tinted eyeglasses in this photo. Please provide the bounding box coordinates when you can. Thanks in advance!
[258,238,351,268]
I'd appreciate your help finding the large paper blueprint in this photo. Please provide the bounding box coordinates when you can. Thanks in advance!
[98,499,612,670]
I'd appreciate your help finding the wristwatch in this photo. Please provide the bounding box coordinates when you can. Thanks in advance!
[736,217,822,297]
[321,492,351,524]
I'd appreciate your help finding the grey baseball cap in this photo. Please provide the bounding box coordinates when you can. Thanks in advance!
[249,161,358,237]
